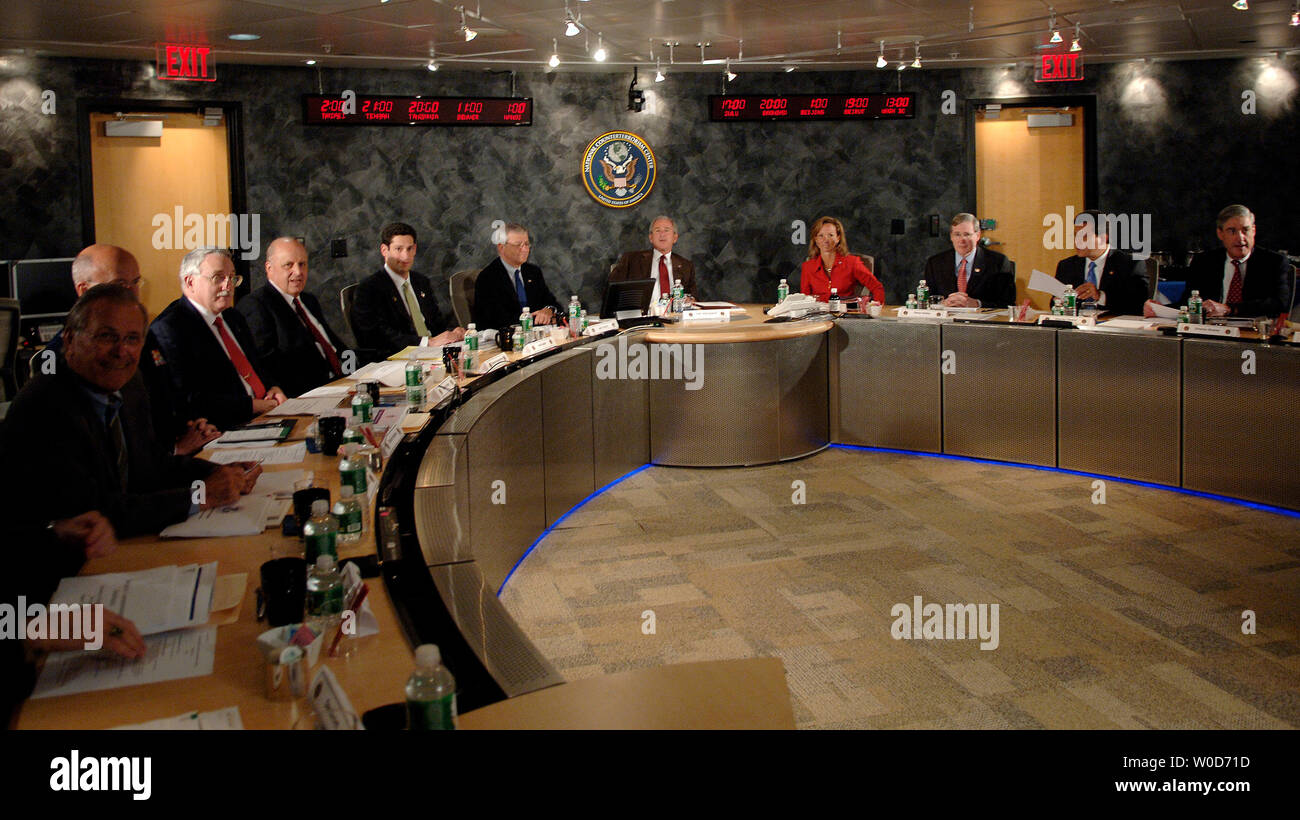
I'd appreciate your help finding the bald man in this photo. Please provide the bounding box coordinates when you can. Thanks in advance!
[237,237,348,397]
[45,245,218,455]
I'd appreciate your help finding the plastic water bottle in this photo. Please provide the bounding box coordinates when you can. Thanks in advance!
[339,443,367,497]
[342,422,365,446]
[906,293,918,311]
[777,278,789,302]
[306,554,345,637]
[568,295,581,338]
[520,306,533,333]
[463,323,478,372]
[1052,296,1065,316]
[1064,285,1077,316]
[916,279,929,306]
[580,310,589,333]
[828,288,842,313]
[332,485,363,544]
[1188,290,1203,324]
[303,499,338,562]
[673,279,685,313]
[405,644,457,730]
[405,352,424,407]
[350,387,373,423]
[512,324,524,350]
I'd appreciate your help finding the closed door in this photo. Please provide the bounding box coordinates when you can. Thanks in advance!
[975,105,1086,310]
[88,111,232,321]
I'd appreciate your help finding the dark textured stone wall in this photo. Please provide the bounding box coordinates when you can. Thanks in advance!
[1,55,1296,342]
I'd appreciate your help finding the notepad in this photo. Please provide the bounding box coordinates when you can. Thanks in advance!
[32,627,218,699]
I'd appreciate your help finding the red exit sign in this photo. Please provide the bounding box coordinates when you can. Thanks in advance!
[1036,52,1083,82]
[155,43,215,82]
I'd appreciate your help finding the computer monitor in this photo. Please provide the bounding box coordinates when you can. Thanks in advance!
[600,278,655,319]
[12,258,77,343]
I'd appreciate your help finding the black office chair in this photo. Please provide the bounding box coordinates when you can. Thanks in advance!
[340,283,359,341]
[0,298,20,402]
[449,269,479,327]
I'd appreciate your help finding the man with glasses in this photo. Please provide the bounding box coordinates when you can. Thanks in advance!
[0,285,254,537]
[149,247,287,430]
[922,213,1017,309]
[351,222,464,361]
[473,222,561,333]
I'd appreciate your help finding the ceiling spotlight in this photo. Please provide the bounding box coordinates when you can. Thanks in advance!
[876,40,887,68]
[654,58,665,81]
[1048,9,1063,43]
[593,32,607,62]
[426,60,438,71]
[912,42,922,68]
[549,39,560,68]
[784,65,796,73]
[565,19,580,36]
[1071,23,1082,51]
[1232,0,1248,9]
[897,49,906,70]
[1292,3,1299,24]
[305,59,317,65]
[228,33,261,41]
[459,7,477,41]
[725,58,737,82]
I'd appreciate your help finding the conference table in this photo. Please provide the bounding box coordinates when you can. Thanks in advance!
[16,303,1298,728]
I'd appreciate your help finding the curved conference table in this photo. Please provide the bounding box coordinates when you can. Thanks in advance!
[17,305,1299,728]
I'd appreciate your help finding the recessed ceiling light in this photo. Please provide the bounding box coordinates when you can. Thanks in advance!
[228,33,260,41]
[304,59,316,65]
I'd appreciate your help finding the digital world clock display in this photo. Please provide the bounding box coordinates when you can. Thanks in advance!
[709,94,915,121]
[302,94,532,126]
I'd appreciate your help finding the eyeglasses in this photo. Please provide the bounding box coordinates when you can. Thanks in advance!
[90,330,145,348]
[504,240,531,249]
[195,272,244,287]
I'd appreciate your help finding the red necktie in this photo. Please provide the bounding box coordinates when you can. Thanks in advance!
[1226,260,1244,304]
[957,258,968,294]
[294,298,342,377]
[658,254,670,296]
[213,315,266,398]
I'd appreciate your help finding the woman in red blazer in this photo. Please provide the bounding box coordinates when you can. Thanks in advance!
[799,216,884,304]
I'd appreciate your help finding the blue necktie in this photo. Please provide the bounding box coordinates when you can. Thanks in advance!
[514,269,527,307]
[1086,260,1098,287]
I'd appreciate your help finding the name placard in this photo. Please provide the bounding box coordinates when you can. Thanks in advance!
[681,309,731,324]
[521,337,557,357]
[1178,323,1241,338]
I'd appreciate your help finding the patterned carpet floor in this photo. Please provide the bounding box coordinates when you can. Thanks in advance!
[498,447,1300,729]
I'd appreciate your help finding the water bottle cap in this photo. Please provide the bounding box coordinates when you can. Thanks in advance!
[415,644,441,668]
[315,554,335,571]
[311,499,329,516]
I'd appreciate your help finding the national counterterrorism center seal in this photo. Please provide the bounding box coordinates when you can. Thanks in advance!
[581,131,656,208]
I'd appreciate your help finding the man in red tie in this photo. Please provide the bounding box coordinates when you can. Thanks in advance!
[1178,205,1293,319]
[149,248,287,430]
[238,237,350,397]
[921,213,1017,309]
[608,215,698,303]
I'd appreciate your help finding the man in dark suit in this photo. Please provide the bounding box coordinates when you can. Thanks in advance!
[1179,205,1293,318]
[350,222,464,361]
[44,244,219,456]
[238,237,348,397]
[921,213,1017,308]
[473,222,562,332]
[0,284,251,538]
[149,248,287,431]
[1054,209,1149,316]
[609,215,698,301]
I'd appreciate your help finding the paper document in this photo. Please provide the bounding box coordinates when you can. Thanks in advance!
[268,396,346,416]
[693,301,738,309]
[113,706,243,730]
[1027,269,1067,298]
[208,441,306,465]
[300,383,351,398]
[1144,300,1181,319]
[32,626,218,699]
[212,422,291,445]
[249,469,308,498]
[49,563,217,636]
[350,361,408,387]
[160,495,275,538]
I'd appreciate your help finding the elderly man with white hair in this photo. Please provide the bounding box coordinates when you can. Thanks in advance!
[148,247,286,430]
